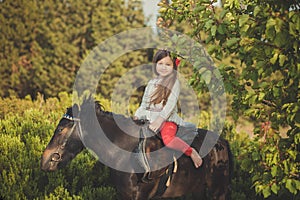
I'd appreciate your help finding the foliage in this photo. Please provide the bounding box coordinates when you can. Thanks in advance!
[0,94,116,199]
[2,93,296,199]
[0,0,146,99]
[222,123,258,200]
[158,0,300,198]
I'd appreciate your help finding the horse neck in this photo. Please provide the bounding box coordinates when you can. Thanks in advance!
[98,113,140,150]
[81,111,140,164]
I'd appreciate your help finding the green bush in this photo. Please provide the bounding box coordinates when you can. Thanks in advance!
[2,93,297,199]
[0,94,116,199]
[222,123,259,200]
[222,122,299,200]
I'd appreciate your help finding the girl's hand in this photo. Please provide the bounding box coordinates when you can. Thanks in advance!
[149,116,165,133]
[132,116,138,120]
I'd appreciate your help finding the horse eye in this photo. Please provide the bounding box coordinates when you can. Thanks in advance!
[57,128,64,133]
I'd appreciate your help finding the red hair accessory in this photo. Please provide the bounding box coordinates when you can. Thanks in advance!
[175,58,180,66]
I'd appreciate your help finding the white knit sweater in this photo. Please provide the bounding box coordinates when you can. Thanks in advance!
[134,78,185,126]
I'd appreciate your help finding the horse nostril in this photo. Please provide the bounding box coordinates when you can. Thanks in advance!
[51,153,61,162]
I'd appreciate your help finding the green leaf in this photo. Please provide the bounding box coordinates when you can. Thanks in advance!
[271,166,278,177]
[294,132,300,144]
[274,18,284,33]
[197,66,208,74]
[266,26,276,40]
[295,179,300,190]
[239,14,249,27]
[274,31,289,47]
[223,66,235,71]
[252,151,261,161]
[254,6,261,17]
[217,24,225,35]
[287,150,297,160]
[159,7,168,13]
[226,37,239,48]
[255,185,264,193]
[207,44,217,54]
[258,92,265,101]
[262,186,271,198]
[272,87,280,97]
[252,174,260,182]
[286,179,297,194]
[211,25,217,37]
[220,9,228,19]
[205,34,213,43]
[249,94,258,104]
[279,54,287,66]
[283,160,290,174]
[266,18,276,30]
[240,24,250,33]
[194,5,206,12]
[202,70,212,84]
[271,183,280,194]
[204,19,214,30]
[270,53,278,64]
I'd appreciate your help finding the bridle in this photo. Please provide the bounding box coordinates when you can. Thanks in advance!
[51,114,82,162]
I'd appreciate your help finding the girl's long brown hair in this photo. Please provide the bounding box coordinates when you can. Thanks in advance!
[150,50,178,106]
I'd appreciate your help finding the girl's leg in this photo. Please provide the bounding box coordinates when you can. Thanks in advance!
[160,122,202,168]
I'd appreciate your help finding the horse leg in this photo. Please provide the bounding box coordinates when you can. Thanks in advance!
[112,171,157,200]
[117,191,151,200]
[206,146,231,200]
[191,192,206,200]
[111,171,140,200]
[134,181,158,200]
[208,182,230,200]
[117,183,156,200]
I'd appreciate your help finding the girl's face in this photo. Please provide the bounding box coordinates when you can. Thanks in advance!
[155,56,174,77]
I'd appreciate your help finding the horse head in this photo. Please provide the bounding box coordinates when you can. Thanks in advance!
[41,104,84,171]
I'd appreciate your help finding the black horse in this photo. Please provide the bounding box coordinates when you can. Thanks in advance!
[41,99,232,199]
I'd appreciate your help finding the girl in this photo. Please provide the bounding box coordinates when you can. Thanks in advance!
[134,49,202,168]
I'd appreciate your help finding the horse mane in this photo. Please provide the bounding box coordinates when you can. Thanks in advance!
[80,97,145,125]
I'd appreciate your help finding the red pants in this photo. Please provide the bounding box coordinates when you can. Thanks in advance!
[160,121,192,156]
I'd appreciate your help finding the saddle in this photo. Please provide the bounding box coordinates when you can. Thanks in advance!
[133,121,199,195]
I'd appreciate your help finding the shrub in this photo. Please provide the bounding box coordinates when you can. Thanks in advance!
[0,93,116,199]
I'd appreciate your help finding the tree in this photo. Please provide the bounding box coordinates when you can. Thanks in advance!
[0,0,147,99]
[158,0,299,198]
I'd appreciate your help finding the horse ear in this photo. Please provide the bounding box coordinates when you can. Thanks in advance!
[72,104,80,117]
